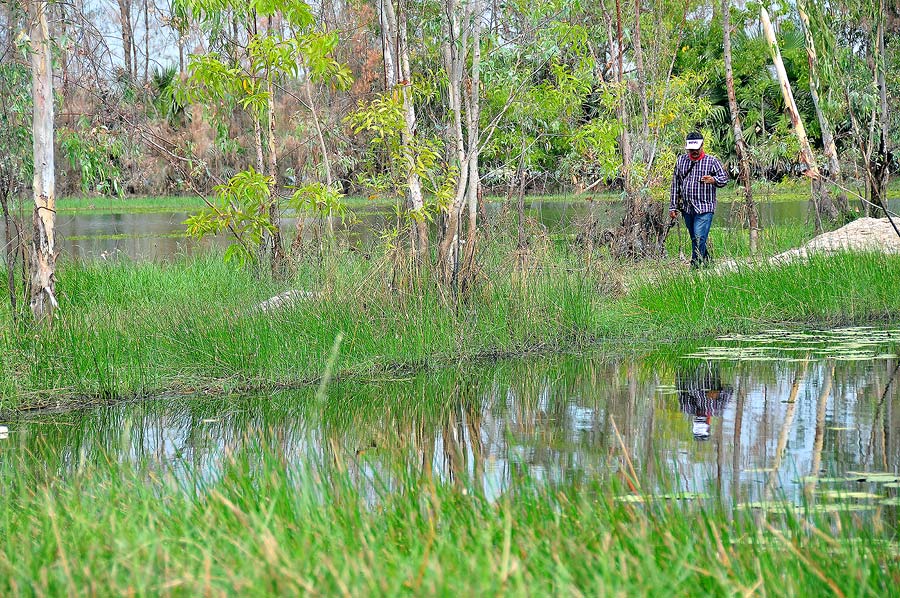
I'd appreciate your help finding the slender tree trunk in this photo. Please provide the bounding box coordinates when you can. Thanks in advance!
[603,8,668,259]
[874,1,891,212]
[1,192,17,323]
[798,0,849,216]
[117,0,134,80]
[379,0,397,89]
[265,45,284,272]
[723,0,757,253]
[384,0,428,256]
[461,0,482,284]
[437,0,472,279]
[632,0,650,162]
[515,139,527,250]
[761,7,833,232]
[29,0,57,323]
[143,0,150,83]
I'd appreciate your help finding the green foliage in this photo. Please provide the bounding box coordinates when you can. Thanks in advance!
[0,63,33,198]
[151,66,187,125]
[184,168,274,263]
[59,119,125,197]
[346,91,452,221]
[287,181,350,224]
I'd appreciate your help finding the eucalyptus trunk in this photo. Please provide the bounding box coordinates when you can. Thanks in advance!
[29,0,57,323]
[437,0,479,285]
[761,7,834,232]
[873,1,891,213]
[723,0,757,253]
[798,0,849,217]
[383,0,428,256]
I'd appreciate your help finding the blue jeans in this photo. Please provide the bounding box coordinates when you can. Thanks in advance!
[682,211,714,267]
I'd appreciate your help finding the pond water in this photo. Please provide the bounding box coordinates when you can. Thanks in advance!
[5,197,899,260]
[2,328,898,509]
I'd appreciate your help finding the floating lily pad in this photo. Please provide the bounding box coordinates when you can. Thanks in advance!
[737,500,793,512]
[615,492,710,504]
[845,472,900,484]
[808,503,877,513]
[819,490,882,500]
[797,476,853,484]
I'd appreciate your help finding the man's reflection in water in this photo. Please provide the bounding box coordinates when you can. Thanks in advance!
[675,362,733,441]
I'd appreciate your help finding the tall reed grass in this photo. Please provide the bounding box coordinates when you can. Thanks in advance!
[0,439,896,596]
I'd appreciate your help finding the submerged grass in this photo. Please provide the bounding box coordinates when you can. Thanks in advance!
[0,441,897,596]
[1,236,899,412]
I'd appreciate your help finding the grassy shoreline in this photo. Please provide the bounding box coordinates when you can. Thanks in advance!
[2,243,899,414]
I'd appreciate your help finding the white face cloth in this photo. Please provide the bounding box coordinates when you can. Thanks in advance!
[685,139,703,150]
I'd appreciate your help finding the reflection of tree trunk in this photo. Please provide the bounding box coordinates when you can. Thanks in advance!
[798,0,849,217]
[866,362,899,469]
[761,7,834,232]
[766,360,807,498]
[29,0,57,323]
[804,363,833,498]
[730,377,746,509]
[723,0,757,253]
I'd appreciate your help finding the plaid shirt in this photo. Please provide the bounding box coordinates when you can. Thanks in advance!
[669,153,729,214]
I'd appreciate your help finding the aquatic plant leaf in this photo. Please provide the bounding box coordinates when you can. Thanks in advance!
[818,491,882,500]
[796,476,853,484]
[737,501,793,512]
[844,472,900,483]
[808,503,877,513]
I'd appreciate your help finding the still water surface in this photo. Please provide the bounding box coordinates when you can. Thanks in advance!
[10,198,900,260]
[3,329,898,507]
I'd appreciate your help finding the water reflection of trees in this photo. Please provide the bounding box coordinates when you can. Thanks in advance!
[4,355,898,503]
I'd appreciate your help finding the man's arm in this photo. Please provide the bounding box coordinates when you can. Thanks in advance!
[712,157,729,188]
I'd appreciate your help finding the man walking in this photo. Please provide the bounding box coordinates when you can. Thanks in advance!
[669,132,729,268]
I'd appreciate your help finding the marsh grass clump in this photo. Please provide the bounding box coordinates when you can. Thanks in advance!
[2,245,900,412]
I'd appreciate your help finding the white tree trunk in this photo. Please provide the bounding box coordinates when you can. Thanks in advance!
[29,0,57,322]
[383,0,428,254]
[798,0,848,215]
[761,7,833,231]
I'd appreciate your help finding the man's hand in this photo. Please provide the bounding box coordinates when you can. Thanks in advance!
[701,175,716,184]
[669,209,678,220]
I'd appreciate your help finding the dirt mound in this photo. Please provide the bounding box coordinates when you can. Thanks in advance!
[772,217,900,263]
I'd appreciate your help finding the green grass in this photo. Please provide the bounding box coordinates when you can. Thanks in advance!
[0,440,896,596]
[2,230,899,412]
